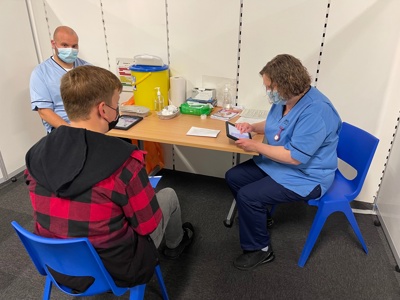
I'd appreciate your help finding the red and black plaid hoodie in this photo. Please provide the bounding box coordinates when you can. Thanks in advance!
[24,126,162,289]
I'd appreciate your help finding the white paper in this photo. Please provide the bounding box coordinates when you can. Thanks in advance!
[186,126,220,137]
[235,116,265,124]
[240,108,268,119]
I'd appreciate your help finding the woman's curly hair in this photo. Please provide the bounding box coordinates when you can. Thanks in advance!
[259,54,311,100]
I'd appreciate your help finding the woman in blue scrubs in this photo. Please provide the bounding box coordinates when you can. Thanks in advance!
[225,54,342,270]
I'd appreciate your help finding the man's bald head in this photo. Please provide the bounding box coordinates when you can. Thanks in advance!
[53,26,78,40]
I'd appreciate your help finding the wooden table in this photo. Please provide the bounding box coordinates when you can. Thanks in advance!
[108,110,264,227]
[108,111,263,154]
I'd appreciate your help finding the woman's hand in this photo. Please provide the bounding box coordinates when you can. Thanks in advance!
[235,138,259,153]
[235,122,253,133]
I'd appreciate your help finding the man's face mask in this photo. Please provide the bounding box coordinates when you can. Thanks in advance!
[267,90,286,106]
[57,47,79,64]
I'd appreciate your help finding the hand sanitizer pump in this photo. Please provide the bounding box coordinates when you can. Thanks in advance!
[223,84,232,110]
[154,87,164,112]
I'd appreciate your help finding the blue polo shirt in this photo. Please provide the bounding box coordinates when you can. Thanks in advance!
[30,56,90,133]
[253,86,342,198]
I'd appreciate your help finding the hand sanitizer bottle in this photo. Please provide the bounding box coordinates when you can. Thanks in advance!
[222,84,232,110]
[154,87,164,112]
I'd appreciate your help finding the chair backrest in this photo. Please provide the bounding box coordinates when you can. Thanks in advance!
[11,221,127,297]
[336,122,379,200]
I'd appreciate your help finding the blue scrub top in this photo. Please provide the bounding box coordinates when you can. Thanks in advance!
[253,86,342,198]
[30,56,90,133]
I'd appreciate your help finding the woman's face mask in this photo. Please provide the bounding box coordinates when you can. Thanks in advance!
[267,90,286,105]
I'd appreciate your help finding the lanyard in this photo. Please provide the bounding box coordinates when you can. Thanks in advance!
[274,126,284,141]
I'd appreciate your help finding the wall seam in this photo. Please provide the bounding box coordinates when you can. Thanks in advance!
[165,0,175,169]
[165,0,171,66]
[314,0,331,87]
[99,0,111,70]
[42,0,52,44]
[235,0,244,105]
[232,0,244,166]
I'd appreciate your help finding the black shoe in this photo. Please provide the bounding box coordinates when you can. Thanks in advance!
[233,247,275,270]
[163,222,194,260]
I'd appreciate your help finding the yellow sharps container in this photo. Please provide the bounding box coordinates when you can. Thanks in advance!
[129,64,169,110]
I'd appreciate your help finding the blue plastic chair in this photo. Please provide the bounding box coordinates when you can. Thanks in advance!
[297,122,379,267]
[11,221,169,300]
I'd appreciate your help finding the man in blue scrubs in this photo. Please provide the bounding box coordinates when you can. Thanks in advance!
[225,54,342,270]
[30,26,90,133]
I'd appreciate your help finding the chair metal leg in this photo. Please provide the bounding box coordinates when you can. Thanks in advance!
[155,265,169,300]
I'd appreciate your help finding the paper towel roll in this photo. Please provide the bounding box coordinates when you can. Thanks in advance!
[169,76,186,106]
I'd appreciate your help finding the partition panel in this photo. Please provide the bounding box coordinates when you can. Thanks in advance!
[238,0,328,110]
[0,0,45,182]
[317,0,400,202]
[167,0,241,176]
[101,0,168,75]
[376,118,400,269]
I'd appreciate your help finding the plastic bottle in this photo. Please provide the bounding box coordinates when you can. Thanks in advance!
[222,84,232,110]
[154,87,164,112]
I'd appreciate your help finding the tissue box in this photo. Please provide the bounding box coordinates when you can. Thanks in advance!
[191,88,216,102]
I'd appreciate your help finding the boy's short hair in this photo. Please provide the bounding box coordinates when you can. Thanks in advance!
[61,65,122,121]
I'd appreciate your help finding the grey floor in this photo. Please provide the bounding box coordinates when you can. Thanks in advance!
[1,169,400,299]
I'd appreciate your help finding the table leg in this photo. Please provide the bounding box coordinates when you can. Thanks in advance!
[223,153,241,228]
[223,199,237,228]
[138,140,144,150]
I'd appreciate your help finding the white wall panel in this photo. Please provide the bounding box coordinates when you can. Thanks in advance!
[238,0,328,110]
[317,0,400,202]
[168,0,240,96]
[101,0,168,76]
[0,0,45,183]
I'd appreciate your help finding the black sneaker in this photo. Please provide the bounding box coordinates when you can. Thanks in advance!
[233,247,275,270]
[163,222,194,260]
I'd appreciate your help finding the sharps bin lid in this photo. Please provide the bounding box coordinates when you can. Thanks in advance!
[129,64,169,72]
